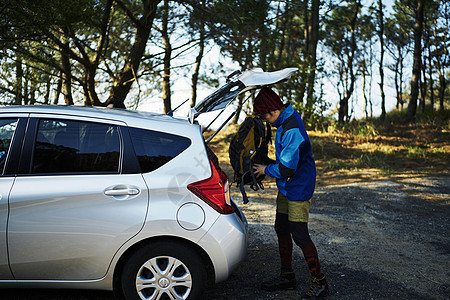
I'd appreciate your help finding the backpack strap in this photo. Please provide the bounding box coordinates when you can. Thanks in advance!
[248,160,259,192]
[239,152,261,204]
[265,121,272,144]
[239,160,259,204]
[239,180,249,204]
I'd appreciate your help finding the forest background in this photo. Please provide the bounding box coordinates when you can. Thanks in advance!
[1,0,449,126]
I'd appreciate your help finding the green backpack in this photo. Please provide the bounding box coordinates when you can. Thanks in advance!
[228,116,272,203]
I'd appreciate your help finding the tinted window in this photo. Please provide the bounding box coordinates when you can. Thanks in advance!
[129,128,191,173]
[32,119,121,174]
[0,119,18,174]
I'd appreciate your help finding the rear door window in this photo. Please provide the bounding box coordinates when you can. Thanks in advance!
[0,119,18,174]
[32,119,121,174]
[129,127,191,173]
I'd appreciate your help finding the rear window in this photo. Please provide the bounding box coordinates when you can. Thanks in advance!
[129,127,191,173]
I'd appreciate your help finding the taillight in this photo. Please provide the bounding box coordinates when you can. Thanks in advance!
[187,159,234,214]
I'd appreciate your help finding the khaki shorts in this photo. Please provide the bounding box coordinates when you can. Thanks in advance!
[276,192,311,223]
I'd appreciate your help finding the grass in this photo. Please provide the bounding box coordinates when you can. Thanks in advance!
[206,111,450,183]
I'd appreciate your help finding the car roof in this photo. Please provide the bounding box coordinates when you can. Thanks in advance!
[0,105,189,125]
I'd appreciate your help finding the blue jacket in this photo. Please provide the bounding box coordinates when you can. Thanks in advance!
[265,104,316,201]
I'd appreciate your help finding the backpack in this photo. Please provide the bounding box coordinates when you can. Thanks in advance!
[229,116,272,204]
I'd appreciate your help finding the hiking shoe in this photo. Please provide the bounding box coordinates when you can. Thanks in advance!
[261,272,297,291]
[301,274,328,299]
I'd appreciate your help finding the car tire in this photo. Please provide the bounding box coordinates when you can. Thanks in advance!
[121,241,207,300]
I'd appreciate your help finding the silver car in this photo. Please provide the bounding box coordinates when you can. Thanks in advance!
[0,67,296,299]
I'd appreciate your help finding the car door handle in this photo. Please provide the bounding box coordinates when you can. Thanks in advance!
[104,188,140,196]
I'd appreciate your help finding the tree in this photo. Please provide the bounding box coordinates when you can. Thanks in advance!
[433,0,449,112]
[418,0,439,112]
[209,0,269,123]
[360,6,377,119]
[324,0,362,123]
[256,0,326,122]
[406,0,424,121]
[377,0,386,120]
[161,0,172,113]
[386,1,413,111]
[301,0,322,121]
[186,0,208,108]
[0,0,161,107]
[107,0,161,106]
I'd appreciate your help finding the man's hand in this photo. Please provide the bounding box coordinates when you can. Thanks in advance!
[253,163,267,177]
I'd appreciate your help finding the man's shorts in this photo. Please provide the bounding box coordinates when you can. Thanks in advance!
[276,192,311,223]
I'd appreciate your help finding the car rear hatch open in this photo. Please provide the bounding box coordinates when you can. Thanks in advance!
[190,68,297,120]
[189,67,297,143]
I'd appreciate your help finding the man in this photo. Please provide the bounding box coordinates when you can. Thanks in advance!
[253,87,328,300]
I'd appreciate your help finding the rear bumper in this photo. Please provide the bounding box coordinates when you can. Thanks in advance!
[198,200,248,283]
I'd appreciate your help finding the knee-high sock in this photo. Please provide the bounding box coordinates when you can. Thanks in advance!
[290,221,321,276]
[301,240,321,276]
[275,213,293,273]
[278,234,293,272]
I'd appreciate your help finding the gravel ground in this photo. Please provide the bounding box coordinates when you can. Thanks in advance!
[203,174,450,299]
[1,173,449,299]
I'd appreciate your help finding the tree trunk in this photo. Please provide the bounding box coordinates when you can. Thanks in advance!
[233,94,244,124]
[23,78,29,105]
[338,0,360,123]
[61,42,74,105]
[394,57,400,110]
[162,0,171,113]
[85,65,101,106]
[362,60,368,118]
[305,0,320,121]
[86,0,112,106]
[258,0,269,70]
[420,32,430,113]
[14,56,23,105]
[369,35,374,117]
[108,0,160,104]
[233,57,251,124]
[378,0,386,120]
[191,20,205,108]
[30,88,36,105]
[406,0,424,122]
[297,0,310,106]
[275,3,288,68]
[54,77,62,104]
[433,17,447,112]
[44,78,51,104]
[428,43,434,111]
[81,76,92,106]
[437,69,446,112]
[420,56,427,113]
[435,5,448,113]
[399,47,404,110]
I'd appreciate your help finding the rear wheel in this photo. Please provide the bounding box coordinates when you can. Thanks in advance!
[121,241,207,300]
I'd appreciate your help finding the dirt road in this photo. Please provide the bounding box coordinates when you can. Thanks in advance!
[1,173,449,299]
[203,173,450,299]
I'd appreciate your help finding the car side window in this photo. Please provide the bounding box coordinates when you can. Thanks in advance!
[0,118,18,174]
[32,119,121,174]
[129,127,191,173]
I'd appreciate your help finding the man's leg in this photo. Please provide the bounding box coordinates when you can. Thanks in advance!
[290,222,321,277]
[260,193,297,291]
[289,200,328,299]
[276,213,294,272]
[290,222,328,299]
